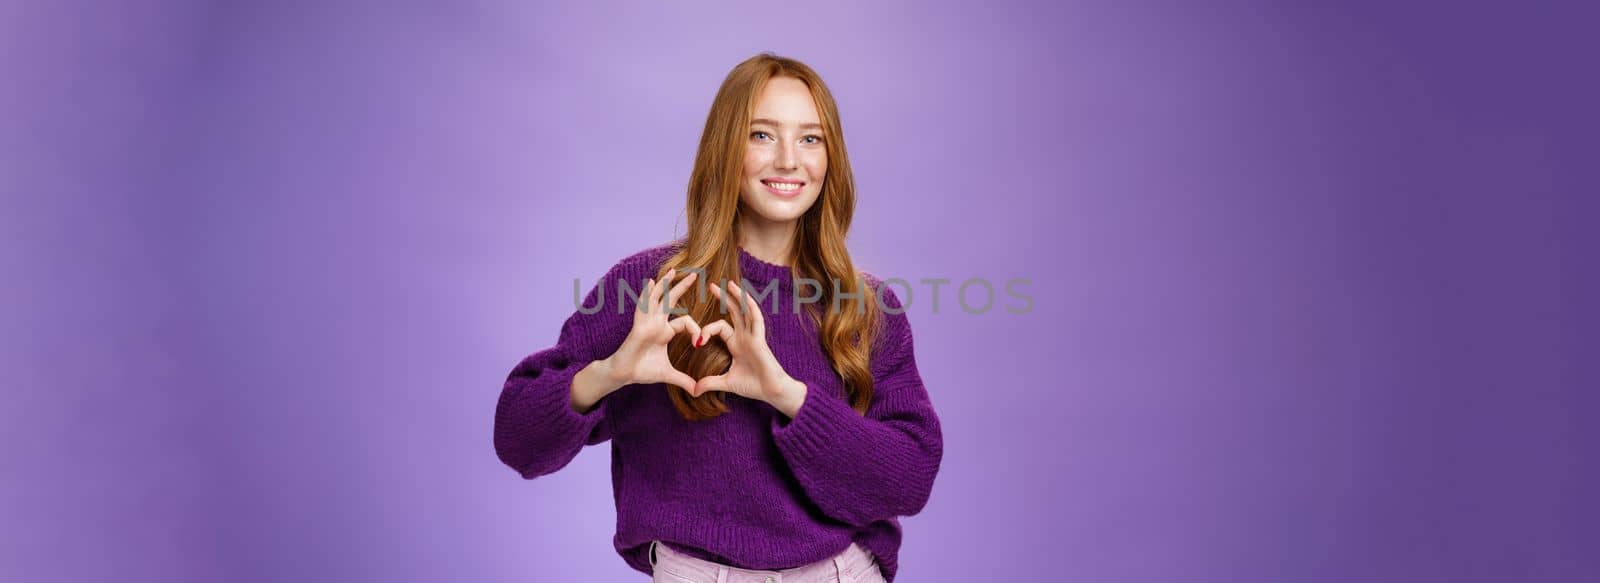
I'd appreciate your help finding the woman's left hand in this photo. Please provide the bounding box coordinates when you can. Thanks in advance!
[692,280,808,417]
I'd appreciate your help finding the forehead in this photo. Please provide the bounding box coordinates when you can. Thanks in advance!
[751,77,821,124]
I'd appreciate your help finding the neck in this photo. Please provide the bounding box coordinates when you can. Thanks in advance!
[737,210,796,266]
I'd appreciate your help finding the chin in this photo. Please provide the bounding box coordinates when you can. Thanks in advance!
[748,202,811,223]
[744,188,819,222]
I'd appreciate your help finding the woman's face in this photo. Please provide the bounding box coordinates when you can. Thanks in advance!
[740,76,827,225]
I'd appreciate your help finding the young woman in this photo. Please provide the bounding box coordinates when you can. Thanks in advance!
[494,52,943,583]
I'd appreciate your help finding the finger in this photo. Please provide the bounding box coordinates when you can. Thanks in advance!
[666,270,697,312]
[698,319,734,349]
[728,281,762,334]
[668,315,701,342]
[650,269,673,313]
[709,281,743,330]
[639,278,655,314]
[694,374,729,397]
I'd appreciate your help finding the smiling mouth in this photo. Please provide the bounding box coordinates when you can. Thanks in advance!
[761,179,804,192]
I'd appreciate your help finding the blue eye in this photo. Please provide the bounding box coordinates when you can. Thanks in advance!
[751,131,823,144]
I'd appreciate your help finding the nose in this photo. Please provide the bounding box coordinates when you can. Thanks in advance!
[774,141,798,171]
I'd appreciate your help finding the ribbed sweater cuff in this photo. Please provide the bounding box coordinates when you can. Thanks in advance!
[502,361,609,478]
[770,387,863,460]
[537,362,609,434]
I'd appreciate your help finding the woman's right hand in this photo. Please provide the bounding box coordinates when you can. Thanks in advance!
[601,268,702,393]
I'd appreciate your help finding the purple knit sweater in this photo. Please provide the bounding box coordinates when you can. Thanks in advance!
[494,243,943,581]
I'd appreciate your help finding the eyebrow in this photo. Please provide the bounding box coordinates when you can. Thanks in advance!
[750,118,823,131]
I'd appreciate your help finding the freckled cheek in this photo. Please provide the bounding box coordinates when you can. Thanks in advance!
[805,156,827,181]
[745,151,772,177]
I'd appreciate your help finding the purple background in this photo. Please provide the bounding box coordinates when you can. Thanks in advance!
[4,1,1594,581]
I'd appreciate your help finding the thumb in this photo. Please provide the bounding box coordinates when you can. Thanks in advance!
[666,370,697,394]
[694,374,729,397]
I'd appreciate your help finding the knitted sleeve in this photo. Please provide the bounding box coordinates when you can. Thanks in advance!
[770,281,945,528]
[493,255,643,480]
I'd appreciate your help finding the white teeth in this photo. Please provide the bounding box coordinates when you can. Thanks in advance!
[765,181,801,191]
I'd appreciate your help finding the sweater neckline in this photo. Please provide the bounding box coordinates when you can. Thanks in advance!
[736,246,792,286]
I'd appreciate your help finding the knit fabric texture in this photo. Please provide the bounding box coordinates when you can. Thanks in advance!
[494,242,943,582]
